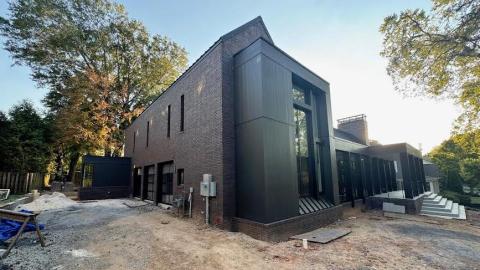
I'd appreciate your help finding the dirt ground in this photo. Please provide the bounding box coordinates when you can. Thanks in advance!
[1,199,479,270]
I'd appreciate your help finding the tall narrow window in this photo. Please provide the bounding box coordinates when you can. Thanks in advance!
[167,105,171,137]
[180,95,184,132]
[133,130,136,152]
[177,169,184,186]
[146,121,150,147]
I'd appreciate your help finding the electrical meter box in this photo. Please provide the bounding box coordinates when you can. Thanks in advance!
[200,174,216,197]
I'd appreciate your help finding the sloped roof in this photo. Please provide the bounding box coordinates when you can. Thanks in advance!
[333,128,365,145]
[129,17,272,127]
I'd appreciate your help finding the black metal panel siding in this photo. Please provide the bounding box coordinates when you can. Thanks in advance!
[234,53,298,223]
[83,156,131,187]
[234,39,339,223]
[221,22,274,226]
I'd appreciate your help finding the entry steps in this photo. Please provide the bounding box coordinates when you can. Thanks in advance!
[420,192,466,220]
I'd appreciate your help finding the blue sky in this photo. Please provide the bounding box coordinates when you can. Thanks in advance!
[0,0,459,152]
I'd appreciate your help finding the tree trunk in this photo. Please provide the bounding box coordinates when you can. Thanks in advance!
[66,152,80,182]
[53,148,64,182]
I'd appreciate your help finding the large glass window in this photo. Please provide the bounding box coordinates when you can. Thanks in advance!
[294,107,312,197]
[83,164,94,188]
[293,85,310,104]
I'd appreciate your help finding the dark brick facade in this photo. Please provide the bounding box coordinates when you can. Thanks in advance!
[124,17,272,229]
[232,206,343,242]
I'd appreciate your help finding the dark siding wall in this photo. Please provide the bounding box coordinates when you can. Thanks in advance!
[235,53,298,223]
[234,39,339,223]
[221,23,273,227]
[83,156,131,187]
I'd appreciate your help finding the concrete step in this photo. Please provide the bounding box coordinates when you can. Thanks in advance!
[420,202,459,218]
[422,200,453,213]
[422,197,447,208]
[424,195,442,203]
[458,205,466,220]
[423,193,437,200]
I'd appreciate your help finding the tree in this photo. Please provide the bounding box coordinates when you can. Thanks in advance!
[459,157,480,194]
[0,0,187,152]
[429,129,480,192]
[1,0,188,180]
[380,0,480,131]
[0,101,53,173]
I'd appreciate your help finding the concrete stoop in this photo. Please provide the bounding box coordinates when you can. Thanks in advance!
[420,192,466,220]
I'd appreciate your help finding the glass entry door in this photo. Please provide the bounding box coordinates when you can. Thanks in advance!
[294,107,313,197]
[145,166,155,201]
[133,168,142,198]
[159,162,174,204]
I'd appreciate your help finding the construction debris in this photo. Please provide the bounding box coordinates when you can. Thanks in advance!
[15,192,77,212]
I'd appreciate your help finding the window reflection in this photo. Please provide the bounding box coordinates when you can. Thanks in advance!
[294,108,311,197]
[293,85,306,104]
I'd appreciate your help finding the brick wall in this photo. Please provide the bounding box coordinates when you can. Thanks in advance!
[232,206,343,242]
[124,18,273,229]
[125,43,225,223]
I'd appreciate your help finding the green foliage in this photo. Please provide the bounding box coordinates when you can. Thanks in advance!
[380,0,480,131]
[471,196,480,205]
[440,190,472,206]
[0,101,53,172]
[429,129,480,193]
[459,157,480,194]
[0,0,188,156]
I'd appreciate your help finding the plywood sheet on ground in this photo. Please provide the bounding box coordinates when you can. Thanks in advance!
[291,228,351,244]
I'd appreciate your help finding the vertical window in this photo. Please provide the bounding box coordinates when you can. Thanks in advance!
[83,164,93,188]
[167,105,171,137]
[133,130,136,152]
[180,95,184,132]
[177,169,184,186]
[146,121,150,147]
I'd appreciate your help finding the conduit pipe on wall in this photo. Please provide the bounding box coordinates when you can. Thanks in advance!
[188,187,193,218]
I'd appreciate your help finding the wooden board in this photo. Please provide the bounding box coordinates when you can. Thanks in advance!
[291,228,351,244]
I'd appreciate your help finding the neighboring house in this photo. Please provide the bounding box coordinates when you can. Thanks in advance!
[423,159,441,194]
[124,17,428,241]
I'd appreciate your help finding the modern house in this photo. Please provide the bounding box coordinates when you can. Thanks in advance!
[423,159,441,194]
[124,17,429,241]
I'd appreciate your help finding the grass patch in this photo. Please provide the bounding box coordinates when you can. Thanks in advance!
[471,197,480,205]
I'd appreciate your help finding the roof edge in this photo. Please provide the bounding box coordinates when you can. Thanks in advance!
[127,16,274,131]
[221,16,273,44]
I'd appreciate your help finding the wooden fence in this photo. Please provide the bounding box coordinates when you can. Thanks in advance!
[0,172,44,194]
